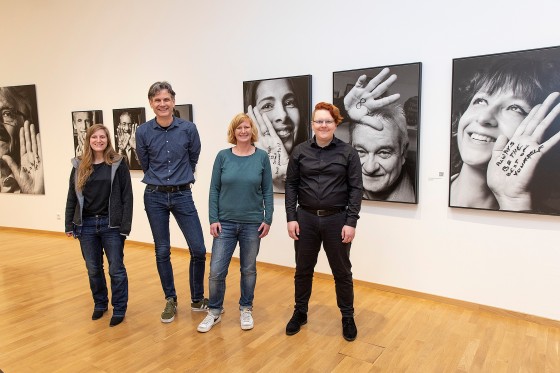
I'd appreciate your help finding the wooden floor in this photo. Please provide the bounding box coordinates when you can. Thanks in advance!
[1,228,559,372]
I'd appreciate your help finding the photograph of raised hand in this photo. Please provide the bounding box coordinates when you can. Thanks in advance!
[449,46,560,215]
[244,75,311,193]
[72,110,103,157]
[333,63,422,203]
[0,84,45,194]
[112,108,145,170]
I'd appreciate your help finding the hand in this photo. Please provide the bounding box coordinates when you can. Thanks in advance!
[65,232,73,237]
[248,105,289,188]
[210,222,222,238]
[2,121,44,194]
[488,92,560,211]
[129,123,138,150]
[343,68,401,129]
[341,225,355,243]
[117,125,131,151]
[258,222,271,238]
[287,221,299,240]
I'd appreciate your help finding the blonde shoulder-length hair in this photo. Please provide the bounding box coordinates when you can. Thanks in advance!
[226,113,258,145]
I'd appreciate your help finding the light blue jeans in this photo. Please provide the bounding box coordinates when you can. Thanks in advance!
[208,221,261,316]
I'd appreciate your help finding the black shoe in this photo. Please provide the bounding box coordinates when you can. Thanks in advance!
[286,310,307,335]
[109,315,125,327]
[342,316,357,341]
[92,309,107,320]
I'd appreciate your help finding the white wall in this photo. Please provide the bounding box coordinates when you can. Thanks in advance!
[2,0,560,320]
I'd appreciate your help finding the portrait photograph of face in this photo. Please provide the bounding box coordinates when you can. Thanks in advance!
[333,63,422,204]
[0,84,45,194]
[71,110,103,157]
[173,104,193,122]
[112,107,146,170]
[243,75,311,194]
[449,46,560,216]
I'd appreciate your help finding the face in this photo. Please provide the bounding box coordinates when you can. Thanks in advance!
[312,109,337,145]
[234,120,253,144]
[117,113,132,149]
[90,128,108,154]
[0,95,24,157]
[457,88,531,169]
[149,89,175,119]
[255,79,300,152]
[73,112,92,148]
[352,121,405,193]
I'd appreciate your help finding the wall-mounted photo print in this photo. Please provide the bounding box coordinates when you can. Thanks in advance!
[0,84,44,194]
[333,63,422,204]
[449,46,560,216]
[71,110,103,157]
[112,107,146,170]
[173,104,193,122]
[243,74,312,193]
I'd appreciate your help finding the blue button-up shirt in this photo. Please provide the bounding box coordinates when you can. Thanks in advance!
[135,116,201,186]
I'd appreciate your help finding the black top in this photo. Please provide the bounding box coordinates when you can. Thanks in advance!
[83,163,111,217]
[285,136,363,227]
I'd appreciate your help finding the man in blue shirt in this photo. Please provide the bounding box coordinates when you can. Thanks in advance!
[135,81,208,323]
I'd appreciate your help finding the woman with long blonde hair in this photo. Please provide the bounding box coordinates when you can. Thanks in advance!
[65,124,133,327]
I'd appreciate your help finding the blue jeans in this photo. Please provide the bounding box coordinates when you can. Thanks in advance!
[78,216,128,317]
[144,187,206,302]
[208,221,261,315]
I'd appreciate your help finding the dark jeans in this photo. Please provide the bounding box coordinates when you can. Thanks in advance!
[144,187,206,302]
[78,216,128,316]
[294,208,354,317]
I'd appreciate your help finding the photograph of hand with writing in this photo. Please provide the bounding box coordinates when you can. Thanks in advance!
[449,46,560,215]
[0,84,44,194]
[333,63,421,203]
[243,75,311,193]
[112,107,145,170]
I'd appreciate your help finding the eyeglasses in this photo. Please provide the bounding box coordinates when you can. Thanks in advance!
[313,120,335,125]
[118,123,132,133]
[1,108,25,127]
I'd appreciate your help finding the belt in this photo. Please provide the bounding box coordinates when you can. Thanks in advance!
[146,184,191,193]
[300,206,346,217]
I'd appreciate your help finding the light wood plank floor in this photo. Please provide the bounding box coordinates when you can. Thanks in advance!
[1,228,559,372]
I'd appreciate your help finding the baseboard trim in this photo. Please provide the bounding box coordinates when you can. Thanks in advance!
[3,226,558,328]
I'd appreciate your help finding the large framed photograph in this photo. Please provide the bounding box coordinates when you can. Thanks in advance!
[112,107,146,170]
[449,46,560,216]
[71,110,103,157]
[333,63,422,204]
[243,74,312,193]
[0,84,44,194]
[173,104,193,122]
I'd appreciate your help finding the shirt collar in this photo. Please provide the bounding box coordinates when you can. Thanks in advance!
[151,116,177,130]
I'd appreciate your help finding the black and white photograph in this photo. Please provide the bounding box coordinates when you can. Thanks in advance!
[0,84,44,194]
[173,104,193,122]
[71,110,103,157]
[333,63,422,204]
[243,74,312,193]
[449,46,560,216]
[112,107,145,170]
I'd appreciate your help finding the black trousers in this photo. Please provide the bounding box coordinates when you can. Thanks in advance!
[293,208,354,317]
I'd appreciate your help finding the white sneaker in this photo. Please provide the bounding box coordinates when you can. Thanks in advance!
[197,312,221,333]
[240,309,254,330]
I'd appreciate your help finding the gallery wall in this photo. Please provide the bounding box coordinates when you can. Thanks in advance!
[1,0,560,320]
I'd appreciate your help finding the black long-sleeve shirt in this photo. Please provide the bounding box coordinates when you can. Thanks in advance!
[285,136,363,227]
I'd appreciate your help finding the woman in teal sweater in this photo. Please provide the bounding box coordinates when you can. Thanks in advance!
[197,113,273,333]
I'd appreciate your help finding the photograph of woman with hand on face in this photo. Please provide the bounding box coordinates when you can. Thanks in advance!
[449,47,560,215]
[244,75,311,193]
